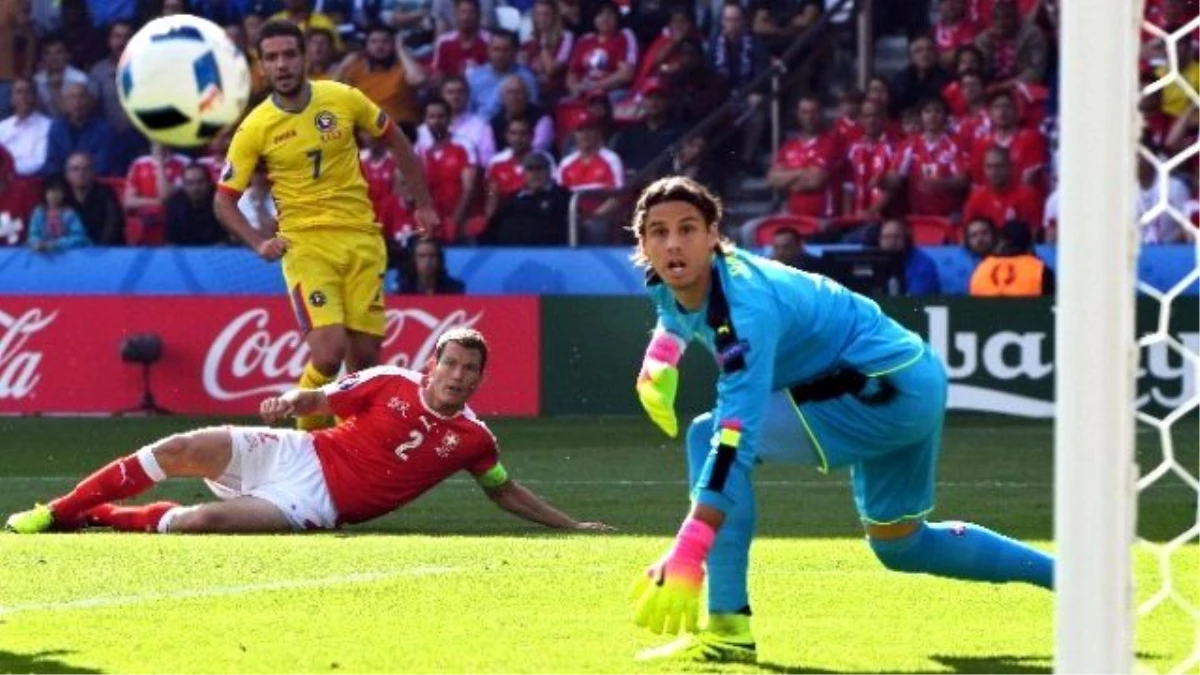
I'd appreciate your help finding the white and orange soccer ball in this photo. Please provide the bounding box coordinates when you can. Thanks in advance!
[117,15,251,148]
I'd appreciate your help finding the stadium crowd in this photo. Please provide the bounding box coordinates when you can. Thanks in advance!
[0,0,1196,295]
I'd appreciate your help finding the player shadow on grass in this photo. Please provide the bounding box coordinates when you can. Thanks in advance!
[0,649,102,674]
[758,653,1051,667]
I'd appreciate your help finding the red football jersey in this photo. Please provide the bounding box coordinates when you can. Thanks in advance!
[125,154,190,200]
[312,366,500,526]
[952,108,990,150]
[486,149,526,198]
[969,127,1047,188]
[894,133,967,216]
[832,116,864,150]
[845,135,897,214]
[935,18,980,56]
[421,138,478,227]
[359,149,397,219]
[962,182,1044,230]
[969,0,1039,22]
[557,148,624,191]
[378,195,414,243]
[569,30,638,82]
[197,155,224,184]
[432,30,491,78]
[774,134,840,217]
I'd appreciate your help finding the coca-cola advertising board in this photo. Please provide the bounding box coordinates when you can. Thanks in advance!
[0,296,539,416]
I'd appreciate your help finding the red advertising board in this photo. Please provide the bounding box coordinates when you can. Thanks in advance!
[0,296,540,416]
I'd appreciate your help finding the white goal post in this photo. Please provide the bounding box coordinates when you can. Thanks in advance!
[1055,1,1142,673]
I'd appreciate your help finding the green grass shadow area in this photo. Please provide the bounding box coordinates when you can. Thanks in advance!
[0,649,103,674]
[729,654,1053,674]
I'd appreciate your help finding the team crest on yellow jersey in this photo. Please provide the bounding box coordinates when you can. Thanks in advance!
[315,110,337,132]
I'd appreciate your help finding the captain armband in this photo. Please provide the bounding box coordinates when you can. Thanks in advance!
[477,463,509,489]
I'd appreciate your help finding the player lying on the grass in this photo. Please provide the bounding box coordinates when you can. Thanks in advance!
[6,328,611,535]
[627,176,1052,663]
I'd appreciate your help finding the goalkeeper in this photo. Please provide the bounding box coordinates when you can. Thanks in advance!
[628,176,1053,664]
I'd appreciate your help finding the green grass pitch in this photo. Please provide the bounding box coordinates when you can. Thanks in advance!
[0,416,1195,674]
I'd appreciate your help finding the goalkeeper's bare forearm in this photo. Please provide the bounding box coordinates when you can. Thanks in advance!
[259,389,333,425]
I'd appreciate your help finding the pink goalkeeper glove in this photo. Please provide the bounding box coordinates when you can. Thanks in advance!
[636,329,686,438]
[630,518,715,634]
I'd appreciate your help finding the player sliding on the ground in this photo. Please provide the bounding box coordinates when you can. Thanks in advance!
[6,329,611,535]
[627,176,1052,664]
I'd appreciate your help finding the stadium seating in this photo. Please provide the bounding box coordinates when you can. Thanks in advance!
[749,214,822,247]
[907,215,958,246]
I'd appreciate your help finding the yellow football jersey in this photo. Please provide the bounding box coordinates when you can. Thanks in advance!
[219,80,390,236]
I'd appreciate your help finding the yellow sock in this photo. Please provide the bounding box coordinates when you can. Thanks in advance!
[296,362,336,431]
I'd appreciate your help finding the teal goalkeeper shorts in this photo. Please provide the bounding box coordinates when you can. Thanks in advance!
[755,345,948,525]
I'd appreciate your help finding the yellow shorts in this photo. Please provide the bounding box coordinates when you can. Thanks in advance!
[281,227,387,336]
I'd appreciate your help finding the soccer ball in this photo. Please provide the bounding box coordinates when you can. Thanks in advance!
[118,15,251,148]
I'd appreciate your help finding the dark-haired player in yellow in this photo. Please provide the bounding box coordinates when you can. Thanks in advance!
[214,20,438,430]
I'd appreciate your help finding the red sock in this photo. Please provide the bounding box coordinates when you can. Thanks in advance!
[85,501,179,533]
[50,455,157,525]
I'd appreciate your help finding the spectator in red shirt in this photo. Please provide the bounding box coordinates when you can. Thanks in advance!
[557,115,624,242]
[844,100,899,218]
[935,0,981,69]
[963,146,1044,232]
[566,1,638,101]
[832,88,865,150]
[360,133,398,223]
[633,6,697,93]
[890,97,969,217]
[431,0,490,83]
[124,142,190,239]
[197,131,232,186]
[948,70,990,147]
[484,116,555,219]
[521,0,574,105]
[420,98,480,242]
[766,95,839,218]
[969,89,1047,189]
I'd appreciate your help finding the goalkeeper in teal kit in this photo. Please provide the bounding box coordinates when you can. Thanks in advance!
[627,176,1054,663]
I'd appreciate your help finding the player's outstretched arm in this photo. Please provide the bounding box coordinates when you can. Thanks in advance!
[483,479,613,531]
[260,388,334,425]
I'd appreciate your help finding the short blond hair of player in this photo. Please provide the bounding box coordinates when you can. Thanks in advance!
[213,21,439,431]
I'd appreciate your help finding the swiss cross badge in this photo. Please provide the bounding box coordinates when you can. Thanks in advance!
[436,431,460,458]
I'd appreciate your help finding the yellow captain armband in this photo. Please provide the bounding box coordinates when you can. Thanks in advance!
[477,463,509,489]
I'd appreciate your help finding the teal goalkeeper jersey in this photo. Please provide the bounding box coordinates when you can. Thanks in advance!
[647,247,926,510]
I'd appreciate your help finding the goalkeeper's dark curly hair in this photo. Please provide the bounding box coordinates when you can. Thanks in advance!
[628,175,734,268]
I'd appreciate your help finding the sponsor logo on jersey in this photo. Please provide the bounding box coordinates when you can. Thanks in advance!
[309,290,327,307]
[338,372,362,390]
[272,129,297,145]
[716,339,750,371]
[221,161,234,183]
[375,110,389,130]
[314,110,337,133]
